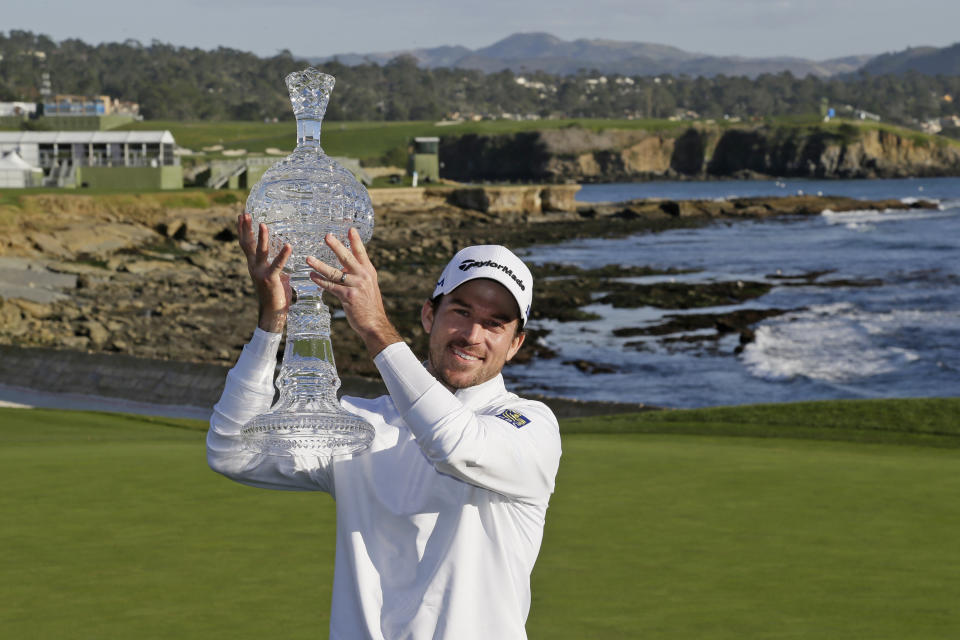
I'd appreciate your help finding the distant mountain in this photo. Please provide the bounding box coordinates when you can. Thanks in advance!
[859,42,960,75]
[322,44,472,68]
[309,32,876,79]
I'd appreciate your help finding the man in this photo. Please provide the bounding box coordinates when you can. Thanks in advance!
[207,215,561,640]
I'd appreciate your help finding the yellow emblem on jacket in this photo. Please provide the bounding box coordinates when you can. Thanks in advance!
[496,409,530,428]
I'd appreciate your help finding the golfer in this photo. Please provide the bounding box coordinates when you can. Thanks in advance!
[207,215,562,639]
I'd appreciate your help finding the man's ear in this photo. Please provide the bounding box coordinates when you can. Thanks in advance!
[421,300,435,334]
[505,331,526,363]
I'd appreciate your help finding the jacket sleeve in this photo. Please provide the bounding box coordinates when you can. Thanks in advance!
[374,342,561,502]
[206,328,333,493]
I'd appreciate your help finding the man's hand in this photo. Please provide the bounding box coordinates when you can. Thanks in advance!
[307,228,402,358]
[237,213,293,334]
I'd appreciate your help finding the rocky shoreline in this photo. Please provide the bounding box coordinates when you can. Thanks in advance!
[440,126,960,183]
[0,189,938,413]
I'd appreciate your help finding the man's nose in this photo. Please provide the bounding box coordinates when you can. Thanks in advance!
[461,321,484,343]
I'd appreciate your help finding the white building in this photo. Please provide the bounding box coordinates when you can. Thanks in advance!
[0,151,43,188]
[0,130,176,169]
[0,131,179,188]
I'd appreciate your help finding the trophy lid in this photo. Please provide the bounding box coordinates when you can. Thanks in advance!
[285,68,335,120]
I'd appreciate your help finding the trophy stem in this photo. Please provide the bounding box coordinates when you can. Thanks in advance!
[275,275,342,414]
[296,118,322,150]
[240,274,375,456]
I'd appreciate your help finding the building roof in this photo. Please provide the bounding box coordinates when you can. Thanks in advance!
[0,130,175,145]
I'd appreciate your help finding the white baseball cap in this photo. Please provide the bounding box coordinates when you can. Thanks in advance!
[432,245,533,327]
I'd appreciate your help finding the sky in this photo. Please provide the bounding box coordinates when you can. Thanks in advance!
[6,0,960,61]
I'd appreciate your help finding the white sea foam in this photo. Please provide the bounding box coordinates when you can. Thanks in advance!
[821,207,950,227]
[898,196,941,206]
[739,303,956,383]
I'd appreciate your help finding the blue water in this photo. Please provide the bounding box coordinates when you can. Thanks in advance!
[506,178,960,408]
[575,176,959,203]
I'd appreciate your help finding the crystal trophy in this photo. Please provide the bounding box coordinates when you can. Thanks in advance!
[241,68,375,456]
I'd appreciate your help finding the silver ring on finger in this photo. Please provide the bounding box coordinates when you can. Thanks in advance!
[339,272,347,285]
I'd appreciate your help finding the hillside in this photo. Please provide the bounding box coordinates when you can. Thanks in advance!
[861,41,960,75]
[311,31,874,79]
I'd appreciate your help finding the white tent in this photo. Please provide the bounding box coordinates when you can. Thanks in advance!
[0,150,44,188]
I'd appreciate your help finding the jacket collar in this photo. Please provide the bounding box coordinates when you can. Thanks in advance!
[453,373,507,410]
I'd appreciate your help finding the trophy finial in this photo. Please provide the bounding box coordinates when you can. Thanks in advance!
[285,68,335,120]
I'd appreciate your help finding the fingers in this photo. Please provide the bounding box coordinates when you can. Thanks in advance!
[324,230,366,272]
[309,269,340,291]
[308,269,352,302]
[323,233,355,270]
[237,214,255,255]
[256,222,270,261]
[305,255,336,279]
[269,243,292,275]
[348,228,370,265]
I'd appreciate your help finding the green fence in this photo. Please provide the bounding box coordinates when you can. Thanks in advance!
[76,166,183,190]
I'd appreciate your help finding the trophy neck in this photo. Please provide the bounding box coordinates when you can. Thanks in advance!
[296,117,323,150]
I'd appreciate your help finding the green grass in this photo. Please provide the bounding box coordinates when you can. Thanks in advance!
[2,399,959,638]
[561,397,960,446]
[533,432,960,638]
[118,116,960,164]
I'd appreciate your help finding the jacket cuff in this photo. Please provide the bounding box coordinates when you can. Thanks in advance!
[373,341,437,416]
[232,328,283,390]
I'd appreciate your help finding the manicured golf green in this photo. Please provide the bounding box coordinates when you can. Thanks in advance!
[2,401,958,638]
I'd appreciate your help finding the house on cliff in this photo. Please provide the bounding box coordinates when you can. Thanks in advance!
[0,131,181,189]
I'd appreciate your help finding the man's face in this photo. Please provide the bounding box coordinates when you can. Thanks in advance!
[421,279,526,391]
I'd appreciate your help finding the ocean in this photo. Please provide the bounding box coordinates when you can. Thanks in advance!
[507,177,960,408]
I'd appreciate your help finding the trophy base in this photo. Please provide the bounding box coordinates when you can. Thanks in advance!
[240,409,375,456]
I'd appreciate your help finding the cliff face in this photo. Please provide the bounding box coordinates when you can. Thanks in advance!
[439,125,960,182]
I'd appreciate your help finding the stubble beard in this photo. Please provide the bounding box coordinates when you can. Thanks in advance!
[428,339,494,391]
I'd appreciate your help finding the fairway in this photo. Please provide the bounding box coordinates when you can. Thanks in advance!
[2,403,959,638]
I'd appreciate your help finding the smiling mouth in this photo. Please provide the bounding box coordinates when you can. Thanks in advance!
[451,347,481,362]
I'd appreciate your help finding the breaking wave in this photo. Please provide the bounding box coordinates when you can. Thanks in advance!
[821,207,950,231]
[739,303,958,383]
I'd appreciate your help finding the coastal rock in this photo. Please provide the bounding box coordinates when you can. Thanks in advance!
[27,232,72,259]
[540,185,580,213]
[447,186,540,216]
[564,359,617,374]
[11,298,54,319]
[80,320,110,347]
[123,260,182,275]
[0,298,23,327]
[622,136,674,174]
[670,128,709,175]
[44,223,159,259]
[659,200,705,217]
[440,125,960,183]
[156,219,189,240]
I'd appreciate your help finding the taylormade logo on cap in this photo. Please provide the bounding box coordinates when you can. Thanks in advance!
[457,258,526,291]
[432,245,533,326]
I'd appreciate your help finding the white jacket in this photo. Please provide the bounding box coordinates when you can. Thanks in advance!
[207,329,562,640]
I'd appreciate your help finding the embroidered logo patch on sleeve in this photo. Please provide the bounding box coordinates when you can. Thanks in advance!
[496,409,530,428]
